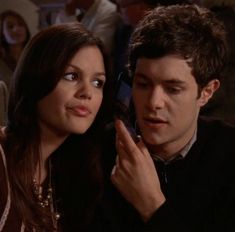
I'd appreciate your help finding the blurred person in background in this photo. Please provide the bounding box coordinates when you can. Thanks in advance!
[113,0,190,82]
[55,0,120,55]
[0,10,30,90]
[114,0,157,80]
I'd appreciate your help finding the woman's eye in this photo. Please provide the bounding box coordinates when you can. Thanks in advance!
[63,72,78,81]
[92,79,104,88]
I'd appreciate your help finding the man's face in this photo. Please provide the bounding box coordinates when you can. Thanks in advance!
[132,55,212,155]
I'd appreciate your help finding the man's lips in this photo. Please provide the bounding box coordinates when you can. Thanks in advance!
[143,117,167,123]
[143,117,168,127]
[67,105,91,117]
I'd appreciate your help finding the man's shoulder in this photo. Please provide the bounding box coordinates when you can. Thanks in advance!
[197,116,235,146]
[198,116,235,133]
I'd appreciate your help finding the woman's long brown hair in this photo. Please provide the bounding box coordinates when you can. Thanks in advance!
[2,22,113,231]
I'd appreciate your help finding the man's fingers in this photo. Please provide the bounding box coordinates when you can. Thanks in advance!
[136,137,150,157]
[115,119,140,157]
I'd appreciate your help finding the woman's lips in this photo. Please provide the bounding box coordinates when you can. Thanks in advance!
[68,106,91,117]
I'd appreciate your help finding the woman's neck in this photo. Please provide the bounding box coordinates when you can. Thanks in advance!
[35,124,69,184]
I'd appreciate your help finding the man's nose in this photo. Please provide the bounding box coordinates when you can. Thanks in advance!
[147,87,165,110]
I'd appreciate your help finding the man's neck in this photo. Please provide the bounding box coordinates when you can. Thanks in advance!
[146,127,197,161]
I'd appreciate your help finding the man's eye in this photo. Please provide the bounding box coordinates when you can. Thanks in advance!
[63,72,78,81]
[92,79,105,88]
[166,86,182,94]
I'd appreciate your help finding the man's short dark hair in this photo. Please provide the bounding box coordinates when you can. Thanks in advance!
[128,4,228,88]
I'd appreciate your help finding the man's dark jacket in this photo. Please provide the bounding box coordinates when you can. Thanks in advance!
[100,117,235,232]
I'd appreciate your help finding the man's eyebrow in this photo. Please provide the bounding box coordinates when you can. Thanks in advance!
[134,73,186,85]
[164,79,186,85]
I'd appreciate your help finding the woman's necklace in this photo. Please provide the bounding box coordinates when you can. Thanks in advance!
[33,160,60,229]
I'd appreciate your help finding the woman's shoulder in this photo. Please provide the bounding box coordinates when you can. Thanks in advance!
[0,127,15,231]
[0,57,13,90]
[0,132,8,195]
[0,127,6,164]
[0,131,6,162]
[0,83,8,126]
[0,127,6,142]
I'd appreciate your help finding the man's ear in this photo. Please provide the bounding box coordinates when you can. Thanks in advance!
[198,79,220,107]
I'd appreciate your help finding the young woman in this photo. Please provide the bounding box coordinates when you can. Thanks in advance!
[0,10,30,90]
[0,22,112,231]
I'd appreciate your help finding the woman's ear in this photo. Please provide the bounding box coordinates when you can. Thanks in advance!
[198,79,220,107]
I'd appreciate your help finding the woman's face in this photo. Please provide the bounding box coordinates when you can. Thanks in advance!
[3,15,28,45]
[38,45,106,137]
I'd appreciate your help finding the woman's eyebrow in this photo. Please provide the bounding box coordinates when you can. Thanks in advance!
[67,64,106,78]
[67,64,80,71]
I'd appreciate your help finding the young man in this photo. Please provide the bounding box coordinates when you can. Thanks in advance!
[110,4,235,232]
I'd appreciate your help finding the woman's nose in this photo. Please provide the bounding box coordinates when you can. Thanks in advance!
[75,82,92,100]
